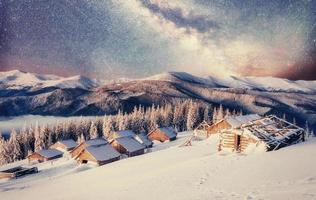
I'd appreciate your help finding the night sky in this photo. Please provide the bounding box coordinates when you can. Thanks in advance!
[0,0,316,80]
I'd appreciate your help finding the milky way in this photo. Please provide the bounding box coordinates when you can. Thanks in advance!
[0,0,315,80]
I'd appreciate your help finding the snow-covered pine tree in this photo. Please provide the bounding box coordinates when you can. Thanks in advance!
[225,108,231,117]
[212,107,218,123]
[203,106,210,122]
[103,117,115,139]
[8,129,22,161]
[0,134,8,165]
[34,122,45,152]
[305,121,310,138]
[40,125,51,149]
[89,121,98,139]
[217,104,224,121]
[186,101,197,131]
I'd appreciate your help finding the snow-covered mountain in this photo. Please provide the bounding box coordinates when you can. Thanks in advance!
[0,70,99,90]
[0,70,315,130]
[146,71,316,93]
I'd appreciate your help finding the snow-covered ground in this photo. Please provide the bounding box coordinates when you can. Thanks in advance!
[1,132,316,200]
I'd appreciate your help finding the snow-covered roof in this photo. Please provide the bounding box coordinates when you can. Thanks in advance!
[58,139,77,149]
[113,130,136,139]
[114,137,145,153]
[226,114,261,128]
[85,138,108,147]
[134,133,153,147]
[86,144,121,162]
[38,149,63,158]
[157,127,177,138]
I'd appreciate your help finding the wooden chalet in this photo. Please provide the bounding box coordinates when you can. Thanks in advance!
[50,139,77,152]
[70,138,108,158]
[110,137,146,157]
[75,144,121,166]
[134,133,153,148]
[28,149,64,163]
[0,166,38,180]
[147,127,177,142]
[218,115,306,152]
[207,114,261,136]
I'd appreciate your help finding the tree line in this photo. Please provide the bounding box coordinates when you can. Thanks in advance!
[0,100,237,166]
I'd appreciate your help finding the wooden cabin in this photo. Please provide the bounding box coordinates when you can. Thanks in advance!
[50,139,77,152]
[134,133,153,148]
[110,137,146,157]
[27,149,64,163]
[207,114,261,136]
[147,127,177,142]
[218,115,306,153]
[0,166,38,180]
[75,144,121,166]
[70,138,108,158]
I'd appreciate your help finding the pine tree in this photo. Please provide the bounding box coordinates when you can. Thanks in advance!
[212,107,218,123]
[217,105,224,121]
[34,122,44,152]
[305,121,310,138]
[89,121,98,139]
[203,106,210,122]
[186,101,197,131]
[9,129,22,161]
[103,117,115,139]
[0,134,8,165]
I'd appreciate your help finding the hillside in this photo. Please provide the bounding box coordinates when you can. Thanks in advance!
[1,132,315,200]
[0,70,316,130]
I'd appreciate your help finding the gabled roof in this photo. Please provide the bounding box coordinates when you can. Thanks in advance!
[225,114,261,128]
[112,130,136,139]
[85,138,108,147]
[57,139,77,149]
[156,127,177,138]
[134,133,153,147]
[38,149,63,158]
[113,137,145,153]
[85,144,121,162]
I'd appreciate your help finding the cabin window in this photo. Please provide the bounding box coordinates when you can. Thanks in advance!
[82,160,88,164]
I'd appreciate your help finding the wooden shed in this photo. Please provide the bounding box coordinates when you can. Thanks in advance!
[50,139,77,152]
[0,166,38,180]
[75,144,121,166]
[27,149,64,163]
[147,127,177,142]
[110,137,146,157]
[70,138,108,158]
[218,115,306,153]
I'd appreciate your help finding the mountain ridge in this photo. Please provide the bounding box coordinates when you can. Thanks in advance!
[0,70,315,131]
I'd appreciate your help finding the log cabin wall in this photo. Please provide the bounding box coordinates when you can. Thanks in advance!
[207,120,232,136]
[70,143,86,158]
[76,151,97,164]
[148,129,170,142]
[111,141,128,154]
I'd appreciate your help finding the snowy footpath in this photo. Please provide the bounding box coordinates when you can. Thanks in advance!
[0,132,316,200]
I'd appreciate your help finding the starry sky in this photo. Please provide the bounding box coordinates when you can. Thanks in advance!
[0,0,316,80]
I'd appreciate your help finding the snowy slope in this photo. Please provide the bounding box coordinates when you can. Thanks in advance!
[0,70,99,90]
[1,132,315,200]
[146,72,316,93]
